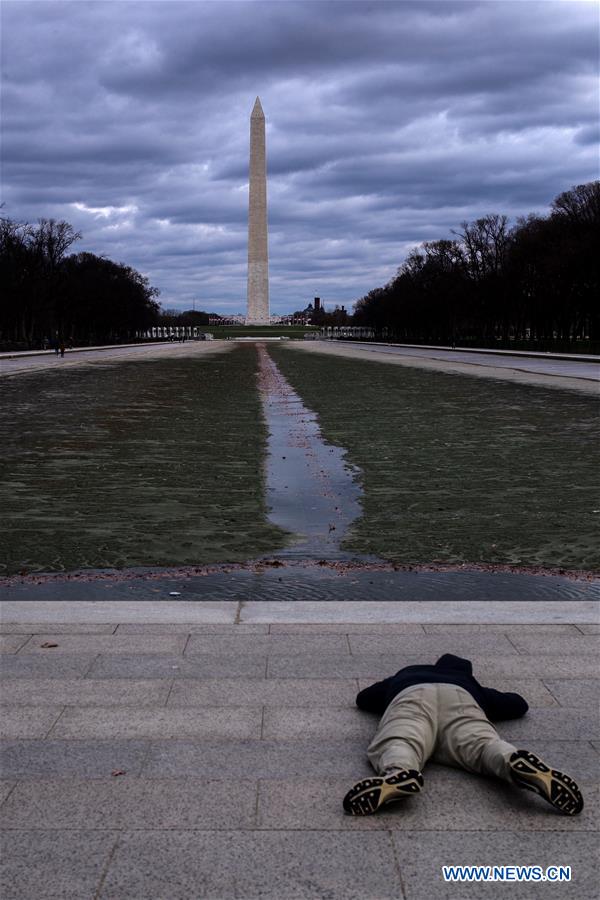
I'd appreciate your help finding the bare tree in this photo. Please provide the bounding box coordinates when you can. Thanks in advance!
[350,181,598,349]
[552,182,600,228]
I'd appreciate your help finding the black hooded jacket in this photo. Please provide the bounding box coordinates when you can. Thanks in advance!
[356,654,528,722]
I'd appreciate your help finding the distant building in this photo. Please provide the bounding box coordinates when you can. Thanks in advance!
[208,315,246,325]
[288,298,325,325]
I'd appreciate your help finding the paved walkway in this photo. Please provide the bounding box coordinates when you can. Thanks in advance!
[296,341,599,394]
[1,601,598,899]
[341,342,600,378]
[3,340,599,394]
[0,341,230,378]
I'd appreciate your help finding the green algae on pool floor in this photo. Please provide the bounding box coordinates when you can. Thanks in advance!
[268,344,600,572]
[1,345,289,575]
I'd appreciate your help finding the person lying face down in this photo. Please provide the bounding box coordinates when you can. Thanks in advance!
[343,653,583,817]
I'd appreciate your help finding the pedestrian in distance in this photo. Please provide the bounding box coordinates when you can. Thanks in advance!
[343,653,583,817]
[59,341,65,358]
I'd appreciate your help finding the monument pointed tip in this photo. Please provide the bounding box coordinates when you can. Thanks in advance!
[251,96,264,118]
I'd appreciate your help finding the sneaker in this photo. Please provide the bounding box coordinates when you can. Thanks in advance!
[343,768,423,816]
[509,750,583,816]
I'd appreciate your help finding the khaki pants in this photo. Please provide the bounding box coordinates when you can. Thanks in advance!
[367,683,517,782]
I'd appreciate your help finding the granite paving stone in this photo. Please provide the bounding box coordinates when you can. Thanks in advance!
[496,709,598,741]
[0,780,16,804]
[262,707,374,740]
[140,736,600,782]
[49,706,262,740]
[543,679,600,708]
[509,633,600,655]
[0,599,239,624]
[0,830,118,900]
[269,623,425,634]
[20,633,187,654]
[0,653,96,679]
[239,600,599,625]
[267,652,600,679]
[142,739,373,778]
[423,624,580,634]
[85,652,268,679]
[185,633,349,655]
[0,623,117,635]
[456,654,600,678]
[167,678,359,708]
[3,600,598,625]
[98,830,402,900]
[267,651,598,680]
[0,634,31,653]
[348,633,519,655]
[0,705,65,739]
[266,652,402,679]
[116,623,269,634]
[257,776,407,832]
[0,739,149,779]
[576,624,600,634]
[0,608,597,899]
[392,830,599,899]
[0,678,173,707]
[256,776,598,832]
[1,778,258,830]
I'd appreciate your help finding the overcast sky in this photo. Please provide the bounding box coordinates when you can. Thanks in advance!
[2,1,598,314]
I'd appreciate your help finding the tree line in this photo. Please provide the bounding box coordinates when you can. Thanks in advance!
[0,217,160,350]
[353,182,599,350]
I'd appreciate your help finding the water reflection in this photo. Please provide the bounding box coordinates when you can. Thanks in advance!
[2,563,597,603]
[257,344,363,558]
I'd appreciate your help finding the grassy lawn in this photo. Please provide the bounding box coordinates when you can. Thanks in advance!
[268,344,600,571]
[0,345,288,575]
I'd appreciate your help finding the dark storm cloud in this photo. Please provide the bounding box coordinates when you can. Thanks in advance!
[2,0,598,313]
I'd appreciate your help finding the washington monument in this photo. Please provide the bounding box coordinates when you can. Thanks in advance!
[246,97,270,324]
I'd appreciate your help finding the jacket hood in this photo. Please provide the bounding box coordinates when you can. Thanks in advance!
[434,654,473,674]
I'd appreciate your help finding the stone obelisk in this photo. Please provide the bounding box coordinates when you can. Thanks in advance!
[246,97,270,324]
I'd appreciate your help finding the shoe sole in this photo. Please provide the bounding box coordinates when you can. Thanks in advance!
[343,769,423,816]
[510,750,583,816]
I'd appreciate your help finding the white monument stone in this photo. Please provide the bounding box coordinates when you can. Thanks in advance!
[246,97,270,325]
